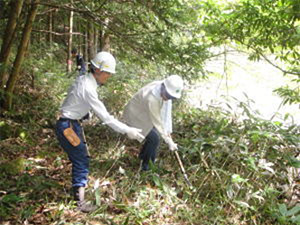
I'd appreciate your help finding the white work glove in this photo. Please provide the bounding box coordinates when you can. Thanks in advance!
[126,127,145,143]
[165,137,178,151]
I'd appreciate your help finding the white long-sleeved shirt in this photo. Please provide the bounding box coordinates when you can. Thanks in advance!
[60,73,129,134]
[122,80,172,142]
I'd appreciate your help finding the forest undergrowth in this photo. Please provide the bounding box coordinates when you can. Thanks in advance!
[0,52,300,225]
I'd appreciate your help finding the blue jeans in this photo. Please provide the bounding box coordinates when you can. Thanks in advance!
[56,118,89,187]
[139,128,160,171]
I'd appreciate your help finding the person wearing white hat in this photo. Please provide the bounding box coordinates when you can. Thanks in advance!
[123,75,184,171]
[56,51,144,212]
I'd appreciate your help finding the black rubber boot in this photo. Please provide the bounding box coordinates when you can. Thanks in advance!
[73,186,97,213]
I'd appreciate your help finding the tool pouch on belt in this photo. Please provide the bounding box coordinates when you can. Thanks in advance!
[63,127,81,147]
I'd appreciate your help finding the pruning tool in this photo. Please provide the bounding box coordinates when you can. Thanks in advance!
[174,150,192,188]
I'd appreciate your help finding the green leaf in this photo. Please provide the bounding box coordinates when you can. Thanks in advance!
[291,215,300,223]
[286,204,300,217]
[152,174,163,189]
[2,194,24,204]
[287,157,300,168]
[279,204,288,216]
[231,174,248,183]
[95,189,101,206]
[124,216,130,225]
[246,157,257,170]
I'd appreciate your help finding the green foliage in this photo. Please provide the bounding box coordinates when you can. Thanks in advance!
[173,99,299,224]
[274,86,300,105]
[201,0,300,60]
[199,0,300,106]
[274,203,300,224]
[0,193,26,220]
[0,157,25,176]
[0,121,11,140]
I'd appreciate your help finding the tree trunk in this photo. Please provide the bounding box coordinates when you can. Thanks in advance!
[48,10,53,45]
[0,0,24,89]
[88,23,95,60]
[3,0,39,110]
[84,29,88,62]
[67,8,74,73]
[101,18,110,52]
[101,33,110,52]
[52,8,57,43]
[77,22,81,53]
[94,28,98,52]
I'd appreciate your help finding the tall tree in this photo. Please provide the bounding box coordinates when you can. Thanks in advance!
[0,0,24,89]
[88,22,95,60]
[47,9,53,45]
[84,29,88,62]
[3,0,39,110]
[67,7,74,73]
[101,18,110,52]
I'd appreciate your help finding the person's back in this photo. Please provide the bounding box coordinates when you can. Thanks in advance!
[123,80,162,136]
[60,73,95,119]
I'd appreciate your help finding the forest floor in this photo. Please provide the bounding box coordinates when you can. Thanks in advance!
[0,114,192,225]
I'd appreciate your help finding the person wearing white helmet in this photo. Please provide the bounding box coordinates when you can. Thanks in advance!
[55,51,144,213]
[123,75,184,171]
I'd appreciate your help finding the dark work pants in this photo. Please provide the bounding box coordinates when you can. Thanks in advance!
[56,118,90,187]
[139,128,160,171]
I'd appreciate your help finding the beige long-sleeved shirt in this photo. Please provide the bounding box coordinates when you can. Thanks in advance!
[123,80,172,142]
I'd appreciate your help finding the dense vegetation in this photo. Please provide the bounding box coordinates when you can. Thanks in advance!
[0,0,299,224]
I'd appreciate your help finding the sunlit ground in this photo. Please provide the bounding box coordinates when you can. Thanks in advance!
[187,50,299,125]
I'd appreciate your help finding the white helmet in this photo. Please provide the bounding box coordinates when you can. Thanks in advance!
[163,75,184,99]
[91,51,116,73]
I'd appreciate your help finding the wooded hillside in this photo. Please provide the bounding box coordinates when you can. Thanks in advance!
[0,0,299,224]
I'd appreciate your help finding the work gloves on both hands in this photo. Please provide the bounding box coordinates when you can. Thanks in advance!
[126,127,145,143]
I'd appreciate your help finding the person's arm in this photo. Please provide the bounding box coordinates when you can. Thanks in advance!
[148,94,177,150]
[86,89,144,141]
[86,89,129,133]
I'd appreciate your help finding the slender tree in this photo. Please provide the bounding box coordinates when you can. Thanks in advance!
[67,7,74,73]
[0,0,24,89]
[101,18,110,52]
[3,0,39,110]
[47,9,53,45]
[88,22,95,60]
[84,27,88,62]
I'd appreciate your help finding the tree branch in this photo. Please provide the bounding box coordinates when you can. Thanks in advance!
[32,29,84,36]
